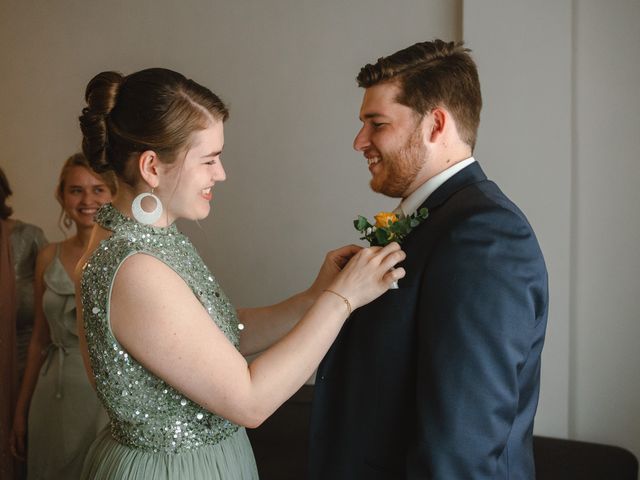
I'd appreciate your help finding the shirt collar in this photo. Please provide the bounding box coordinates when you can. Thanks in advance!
[396,157,476,217]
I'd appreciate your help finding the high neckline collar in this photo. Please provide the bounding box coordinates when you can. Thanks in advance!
[96,203,179,236]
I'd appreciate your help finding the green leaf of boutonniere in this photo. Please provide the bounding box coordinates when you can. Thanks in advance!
[354,215,372,231]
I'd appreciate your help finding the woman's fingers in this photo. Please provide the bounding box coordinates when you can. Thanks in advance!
[333,244,363,256]
[359,242,405,271]
[383,267,406,284]
[329,244,362,269]
[378,241,402,255]
[354,243,404,276]
[366,242,401,264]
[379,248,406,271]
[330,242,407,307]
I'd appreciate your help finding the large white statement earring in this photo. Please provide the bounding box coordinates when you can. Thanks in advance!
[131,188,163,225]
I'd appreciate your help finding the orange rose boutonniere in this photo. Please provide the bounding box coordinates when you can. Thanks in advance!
[354,207,429,246]
[374,212,398,228]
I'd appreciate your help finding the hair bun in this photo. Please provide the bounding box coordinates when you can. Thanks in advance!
[79,71,124,173]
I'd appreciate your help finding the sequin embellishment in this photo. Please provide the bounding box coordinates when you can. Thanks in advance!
[81,204,240,453]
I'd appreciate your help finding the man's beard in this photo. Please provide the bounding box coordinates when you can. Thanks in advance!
[370,125,428,198]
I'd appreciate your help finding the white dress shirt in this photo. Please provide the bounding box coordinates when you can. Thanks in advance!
[395,157,476,217]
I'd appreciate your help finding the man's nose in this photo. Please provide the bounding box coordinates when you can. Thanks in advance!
[353,127,369,152]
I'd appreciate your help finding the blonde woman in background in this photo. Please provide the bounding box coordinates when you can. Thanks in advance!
[10,154,116,479]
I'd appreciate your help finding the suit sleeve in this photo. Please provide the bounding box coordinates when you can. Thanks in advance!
[406,205,546,479]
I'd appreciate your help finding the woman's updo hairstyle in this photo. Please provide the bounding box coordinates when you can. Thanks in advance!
[80,68,229,186]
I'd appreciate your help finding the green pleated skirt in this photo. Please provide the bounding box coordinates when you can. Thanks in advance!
[81,427,259,479]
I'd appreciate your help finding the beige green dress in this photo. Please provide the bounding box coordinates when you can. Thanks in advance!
[27,244,108,479]
[80,204,258,479]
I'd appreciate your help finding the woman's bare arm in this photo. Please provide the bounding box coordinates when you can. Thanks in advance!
[237,245,361,356]
[111,244,404,428]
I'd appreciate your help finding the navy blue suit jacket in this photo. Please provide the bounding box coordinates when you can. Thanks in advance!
[309,162,548,479]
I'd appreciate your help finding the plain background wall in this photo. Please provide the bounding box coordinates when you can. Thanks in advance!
[0,0,460,306]
[1,0,638,464]
[572,0,640,458]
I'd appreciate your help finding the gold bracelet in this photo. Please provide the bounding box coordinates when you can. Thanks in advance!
[324,289,352,315]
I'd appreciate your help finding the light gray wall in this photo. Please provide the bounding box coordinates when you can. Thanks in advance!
[573,0,640,458]
[2,0,638,464]
[0,0,460,307]
[464,0,640,461]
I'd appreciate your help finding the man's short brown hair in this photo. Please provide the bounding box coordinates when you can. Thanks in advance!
[357,40,482,150]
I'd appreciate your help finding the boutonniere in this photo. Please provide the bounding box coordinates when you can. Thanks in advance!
[353,207,429,246]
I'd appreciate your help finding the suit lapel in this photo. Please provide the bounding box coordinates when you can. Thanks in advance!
[422,161,488,212]
[405,161,488,241]
[395,162,488,286]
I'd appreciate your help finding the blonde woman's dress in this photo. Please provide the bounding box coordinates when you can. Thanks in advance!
[27,244,108,479]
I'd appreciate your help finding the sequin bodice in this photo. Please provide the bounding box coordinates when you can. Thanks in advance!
[81,204,240,453]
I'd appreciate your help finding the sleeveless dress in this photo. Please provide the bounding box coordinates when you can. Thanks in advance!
[11,220,48,379]
[80,204,258,479]
[27,244,108,480]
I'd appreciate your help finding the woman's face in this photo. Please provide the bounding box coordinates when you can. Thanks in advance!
[159,121,226,223]
[62,166,113,229]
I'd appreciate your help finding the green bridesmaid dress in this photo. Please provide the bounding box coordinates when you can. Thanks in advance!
[27,244,108,479]
[80,204,258,479]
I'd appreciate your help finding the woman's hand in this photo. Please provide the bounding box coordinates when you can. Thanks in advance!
[10,410,27,461]
[327,242,405,311]
[308,245,363,299]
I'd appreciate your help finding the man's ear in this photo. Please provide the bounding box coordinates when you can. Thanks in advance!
[138,150,161,189]
[426,107,447,144]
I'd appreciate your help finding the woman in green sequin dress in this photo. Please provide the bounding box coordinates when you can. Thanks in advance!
[10,154,115,479]
[76,68,406,479]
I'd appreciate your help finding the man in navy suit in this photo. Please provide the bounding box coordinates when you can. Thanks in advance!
[309,40,548,479]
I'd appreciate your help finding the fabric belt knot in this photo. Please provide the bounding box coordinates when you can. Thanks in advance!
[42,342,69,399]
